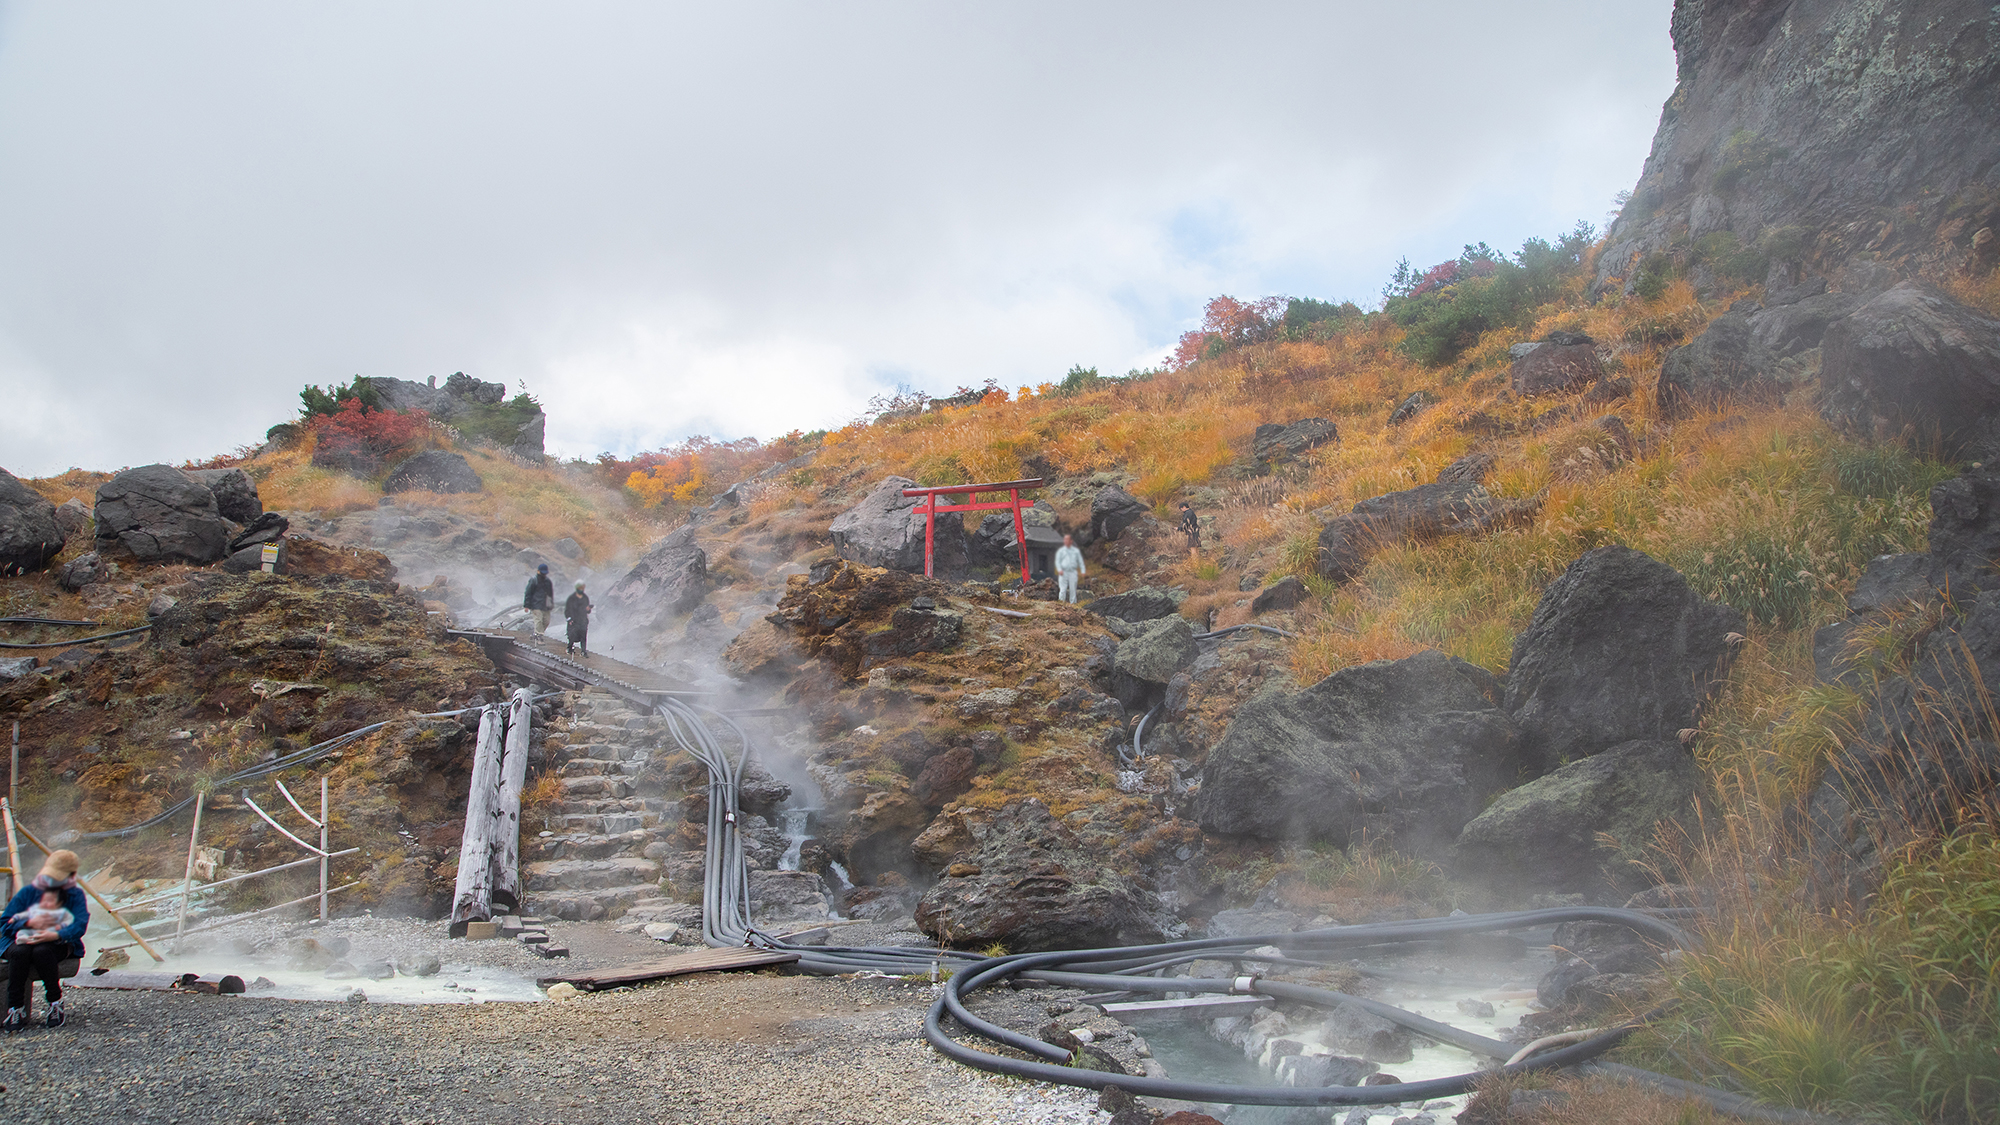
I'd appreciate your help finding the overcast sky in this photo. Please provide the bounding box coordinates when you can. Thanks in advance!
[0,2,1676,477]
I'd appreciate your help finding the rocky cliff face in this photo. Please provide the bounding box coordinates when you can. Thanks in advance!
[1596,0,2000,295]
[360,372,547,459]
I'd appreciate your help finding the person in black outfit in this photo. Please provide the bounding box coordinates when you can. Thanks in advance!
[2,848,88,1031]
[523,563,555,636]
[1178,502,1200,556]
[565,581,592,658]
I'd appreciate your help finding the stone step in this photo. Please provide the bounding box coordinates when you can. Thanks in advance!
[555,795,664,815]
[554,812,650,836]
[560,775,633,799]
[559,757,642,778]
[532,828,656,860]
[524,883,662,923]
[525,856,663,892]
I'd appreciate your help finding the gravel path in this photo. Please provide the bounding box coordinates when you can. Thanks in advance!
[0,971,1111,1125]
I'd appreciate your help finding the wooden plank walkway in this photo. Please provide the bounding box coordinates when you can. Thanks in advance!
[538,945,800,990]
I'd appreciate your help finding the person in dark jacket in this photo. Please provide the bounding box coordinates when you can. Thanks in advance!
[565,582,592,658]
[2,848,88,1031]
[523,563,556,636]
[1178,502,1200,556]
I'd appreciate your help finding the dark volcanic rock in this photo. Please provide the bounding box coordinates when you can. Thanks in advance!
[1316,479,1539,584]
[1510,341,1604,397]
[830,476,965,573]
[969,500,1057,569]
[1197,650,1524,856]
[92,464,231,565]
[382,450,483,495]
[598,524,709,637]
[0,468,64,576]
[1454,740,1702,894]
[1090,586,1182,623]
[1386,393,1429,428]
[1749,289,1864,358]
[1505,546,1743,773]
[1821,282,2000,463]
[914,799,1168,951]
[1089,486,1150,543]
[1593,0,2000,295]
[51,498,90,543]
[1253,418,1338,471]
[1109,615,1197,707]
[55,551,107,592]
[1656,311,1779,417]
[1249,575,1307,615]
[187,467,264,522]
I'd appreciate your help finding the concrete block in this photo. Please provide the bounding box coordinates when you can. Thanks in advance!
[463,921,499,940]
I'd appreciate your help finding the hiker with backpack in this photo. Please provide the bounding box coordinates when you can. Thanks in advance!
[523,563,556,636]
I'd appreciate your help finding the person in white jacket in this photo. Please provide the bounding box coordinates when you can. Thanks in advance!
[1054,534,1085,604]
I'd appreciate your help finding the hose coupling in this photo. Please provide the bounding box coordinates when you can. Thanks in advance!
[1230,975,1258,995]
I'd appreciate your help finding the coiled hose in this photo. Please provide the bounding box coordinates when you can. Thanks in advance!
[652,695,1834,1122]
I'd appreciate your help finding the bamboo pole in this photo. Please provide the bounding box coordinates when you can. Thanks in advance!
[8,815,164,963]
[319,775,329,923]
[175,790,206,950]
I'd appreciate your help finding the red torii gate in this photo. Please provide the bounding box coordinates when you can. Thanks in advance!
[902,478,1046,583]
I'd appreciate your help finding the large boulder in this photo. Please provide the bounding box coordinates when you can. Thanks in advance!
[92,464,230,565]
[1748,286,1865,359]
[382,450,483,495]
[0,468,63,576]
[51,498,91,543]
[1316,479,1539,584]
[1089,585,1182,623]
[1088,486,1149,543]
[1510,337,1604,397]
[1110,615,1197,707]
[1196,650,1525,856]
[1253,418,1338,472]
[829,476,964,574]
[1454,740,1703,895]
[186,468,263,522]
[914,799,1168,951]
[598,524,708,637]
[1504,546,1744,773]
[1821,282,2000,462]
[1655,310,1779,417]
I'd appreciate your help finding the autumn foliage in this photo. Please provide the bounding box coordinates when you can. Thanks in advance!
[308,399,432,469]
[601,432,821,511]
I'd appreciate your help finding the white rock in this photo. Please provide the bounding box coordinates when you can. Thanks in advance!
[546,981,579,1001]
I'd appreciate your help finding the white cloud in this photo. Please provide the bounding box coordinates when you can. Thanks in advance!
[0,1,1676,477]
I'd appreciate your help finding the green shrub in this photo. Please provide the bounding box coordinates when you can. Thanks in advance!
[1633,252,1676,301]
[450,392,543,447]
[299,377,382,418]
[1384,223,1595,367]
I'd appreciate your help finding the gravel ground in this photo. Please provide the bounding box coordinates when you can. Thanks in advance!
[0,969,1112,1125]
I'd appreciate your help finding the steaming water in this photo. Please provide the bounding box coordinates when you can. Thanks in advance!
[1130,937,1558,1124]
[777,807,814,872]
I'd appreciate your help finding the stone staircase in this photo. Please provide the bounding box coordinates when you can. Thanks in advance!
[523,692,698,926]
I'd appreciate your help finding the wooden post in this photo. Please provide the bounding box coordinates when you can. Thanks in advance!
[922,494,936,578]
[0,798,22,904]
[8,814,165,962]
[9,721,17,822]
[175,790,205,950]
[1009,487,1030,584]
[491,688,533,912]
[318,776,329,923]
[447,705,505,936]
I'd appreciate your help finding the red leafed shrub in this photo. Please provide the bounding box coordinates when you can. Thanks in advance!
[308,400,431,476]
[1169,295,1287,369]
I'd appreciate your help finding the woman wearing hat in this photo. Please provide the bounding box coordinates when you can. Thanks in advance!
[1,848,89,1030]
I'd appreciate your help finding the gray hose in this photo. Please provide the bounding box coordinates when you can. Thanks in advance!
[0,625,152,649]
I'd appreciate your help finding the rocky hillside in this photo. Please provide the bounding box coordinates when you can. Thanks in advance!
[1596,0,2000,296]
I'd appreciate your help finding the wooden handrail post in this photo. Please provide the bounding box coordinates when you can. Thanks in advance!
[175,790,206,950]
[0,798,22,905]
[319,776,329,923]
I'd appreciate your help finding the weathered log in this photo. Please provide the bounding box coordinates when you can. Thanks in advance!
[447,705,505,935]
[491,688,533,911]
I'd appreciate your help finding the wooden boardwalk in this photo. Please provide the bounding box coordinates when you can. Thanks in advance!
[538,945,800,990]
[450,629,709,705]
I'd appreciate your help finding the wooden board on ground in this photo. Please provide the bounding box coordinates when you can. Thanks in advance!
[539,946,800,990]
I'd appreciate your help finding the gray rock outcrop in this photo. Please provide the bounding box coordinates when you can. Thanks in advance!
[1454,740,1702,894]
[969,500,1056,569]
[55,552,107,592]
[1594,0,2000,295]
[1504,546,1743,773]
[51,498,90,542]
[92,464,231,565]
[1747,283,1864,359]
[382,450,483,495]
[1088,486,1149,543]
[1509,338,1603,397]
[598,524,709,637]
[914,799,1168,951]
[0,468,64,576]
[1655,310,1778,417]
[1316,477,1539,584]
[1821,282,2000,463]
[1197,650,1525,856]
[829,476,964,574]
[358,372,547,458]
[1253,418,1338,471]
[187,468,264,523]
